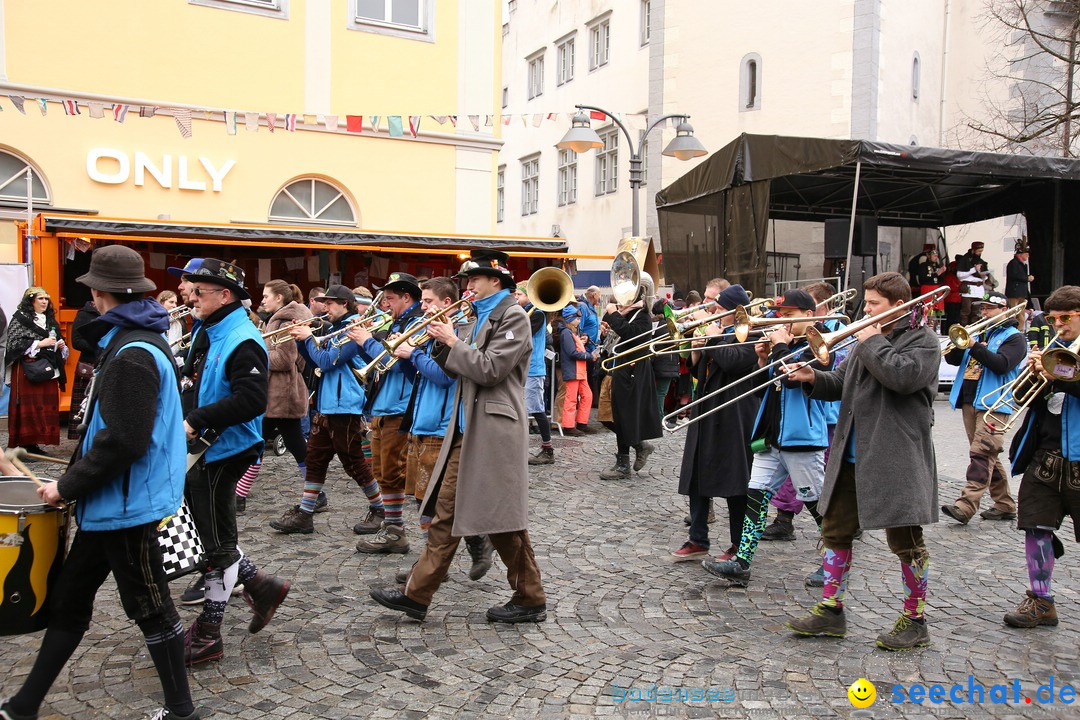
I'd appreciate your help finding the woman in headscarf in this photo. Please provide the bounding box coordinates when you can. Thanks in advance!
[5,286,68,452]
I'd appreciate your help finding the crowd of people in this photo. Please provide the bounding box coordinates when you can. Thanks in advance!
[2,241,1079,719]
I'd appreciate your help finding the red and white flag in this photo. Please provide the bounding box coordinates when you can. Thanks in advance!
[266,112,277,133]
[113,103,130,122]
[174,108,193,138]
[284,113,297,131]
[408,115,421,137]
[62,99,80,116]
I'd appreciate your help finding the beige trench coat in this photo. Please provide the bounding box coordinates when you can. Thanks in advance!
[423,294,533,537]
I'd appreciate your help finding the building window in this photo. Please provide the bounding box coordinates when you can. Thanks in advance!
[556,35,575,86]
[740,53,762,111]
[639,132,648,186]
[188,0,288,19]
[527,52,545,100]
[640,0,651,45]
[912,52,921,101]
[350,0,433,41]
[557,150,577,206]
[589,16,611,70]
[269,177,356,226]
[521,156,539,216]
[0,151,49,204]
[497,166,505,223]
[502,86,509,108]
[595,127,618,195]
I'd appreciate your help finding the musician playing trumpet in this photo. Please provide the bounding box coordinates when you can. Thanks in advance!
[1002,285,1080,630]
[940,291,1024,526]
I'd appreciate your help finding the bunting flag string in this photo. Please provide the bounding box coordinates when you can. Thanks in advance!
[284,113,297,131]
[408,115,421,138]
[346,115,363,133]
[369,115,380,132]
[87,102,105,119]
[245,111,259,132]
[266,112,277,133]
[113,103,129,123]
[174,108,193,138]
[62,99,80,115]
[224,110,237,135]
[37,98,48,115]
[387,116,403,137]
[8,95,25,113]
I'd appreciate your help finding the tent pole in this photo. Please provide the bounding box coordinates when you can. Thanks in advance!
[843,160,862,291]
[1053,179,1064,288]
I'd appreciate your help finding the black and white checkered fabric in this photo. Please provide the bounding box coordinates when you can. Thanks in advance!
[157,500,204,580]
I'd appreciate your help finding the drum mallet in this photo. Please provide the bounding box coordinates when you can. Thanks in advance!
[5,448,44,488]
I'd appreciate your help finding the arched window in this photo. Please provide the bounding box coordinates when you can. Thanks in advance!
[912,52,921,101]
[0,150,50,204]
[740,53,762,111]
[269,177,356,226]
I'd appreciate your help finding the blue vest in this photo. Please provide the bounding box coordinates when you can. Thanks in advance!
[410,348,456,436]
[195,306,266,463]
[527,305,547,377]
[298,313,366,415]
[949,325,1023,413]
[752,343,830,449]
[1012,339,1080,468]
[76,331,186,531]
[362,304,422,417]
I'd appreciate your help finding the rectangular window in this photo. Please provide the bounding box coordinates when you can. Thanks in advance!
[521,156,539,216]
[189,0,288,19]
[497,166,505,223]
[595,128,618,195]
[527,53,545,100]
[351,0,432,40]
[640,0,651,45]
[556,36,575,85]
[589,18,610,70]
[557,149,577,206]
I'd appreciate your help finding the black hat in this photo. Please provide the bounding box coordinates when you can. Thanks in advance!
[717,284,751,311]
[76,245,157,294]
[313,285,356,304]
[455,249,515,289]
[774,289,817,312]
[167,258,203,278]
[381,271,421,299]
[183,258,250,300]
[975,291,1009,309]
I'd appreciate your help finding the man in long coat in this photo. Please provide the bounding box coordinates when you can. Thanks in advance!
[369,249,547,624]
[785,272,940,651]
[672,285,759,562]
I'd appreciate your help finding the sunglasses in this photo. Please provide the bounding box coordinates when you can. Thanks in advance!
[191,287,226,298]
[1047,313,1078,325]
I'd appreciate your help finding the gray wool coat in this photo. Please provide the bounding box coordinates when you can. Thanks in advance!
[808,324,940,530]
[424,295,533,537]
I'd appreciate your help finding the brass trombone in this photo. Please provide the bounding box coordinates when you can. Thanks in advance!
[941,302,1027,356]
[355,294,475,383]
[733,306,849,342]
[261,314,329,346]
[980,331,1080,434]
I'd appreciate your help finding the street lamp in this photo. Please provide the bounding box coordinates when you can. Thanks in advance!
[556,103,706,237]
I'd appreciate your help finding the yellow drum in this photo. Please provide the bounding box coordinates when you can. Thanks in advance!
[0,477,70,635]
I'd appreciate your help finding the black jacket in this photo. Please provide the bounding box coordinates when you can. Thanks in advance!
[1005,257,1030,299]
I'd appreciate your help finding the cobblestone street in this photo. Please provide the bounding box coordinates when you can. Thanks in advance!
[2,399,1078,719]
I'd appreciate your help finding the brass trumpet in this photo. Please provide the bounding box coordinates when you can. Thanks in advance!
[261,314,329,346]
[355,294,475,383]
[313,310,393,349]
[171,332,191,352]
[941,302,1027,356]
[168,305,194,321]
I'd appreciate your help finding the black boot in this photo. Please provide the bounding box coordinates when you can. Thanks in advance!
[599,453,631,480]
[632,442,655,471]
[464,535,494,580]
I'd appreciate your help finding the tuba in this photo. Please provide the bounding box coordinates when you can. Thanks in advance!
[526,267,575,314]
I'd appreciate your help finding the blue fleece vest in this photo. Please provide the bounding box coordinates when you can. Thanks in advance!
[1012,338,1080,467]
[527,304,547,378]
[362,303,422,417]
[752,342,830,449]
[299,313,367,415]
[410,348,456,436]
[196,306,266,463]
[949,325,1023,413]
[76,331,186,531]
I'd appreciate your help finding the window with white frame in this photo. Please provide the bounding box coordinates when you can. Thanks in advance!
[269,177,356,226]
[557,150,577,206]
[640,0,651,45]
[556,35,575,85]
[351,0,432,40]
[188,0,288,19]
[589,16,610,70]
[740,53,762,111]
[521,156,539,216]
[912,52,921,101]
[0,151,49,204]
[497,166,505,223]
[595,128,618,195]
[527,52,545,100]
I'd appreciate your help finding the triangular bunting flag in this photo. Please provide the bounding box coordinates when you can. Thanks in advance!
[520,115,528,126]
[37,98,48,115]
[485,115,493,126]
[174,108,193,138]
[469,115,480,131]
[346,115,364,133]
[245,111,259,132]
[532,114,543,127]
[388,116,404,137]
[87,102,105,119]
[449,115,458,127]
[266,112,277,133]
[224,110,237,135]
[408,115,421,137]
[370,115,380,132]
[62,99,80,116]
[284,113,298,131]
[113,104,129,123]
[546,113,557,121]
[431,115,448,125]
[8,95,25,114]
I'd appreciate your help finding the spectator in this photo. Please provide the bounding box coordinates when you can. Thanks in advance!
[942,260,962,331]
[557,305,595,436]
[956,241,989,326]
[1005,239,1033,331]
[5,287,68,453]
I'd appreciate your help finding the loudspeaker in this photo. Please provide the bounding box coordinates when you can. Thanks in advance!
[824,218,878,258]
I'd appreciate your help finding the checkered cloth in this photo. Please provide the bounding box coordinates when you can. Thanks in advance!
[157,500,204,580]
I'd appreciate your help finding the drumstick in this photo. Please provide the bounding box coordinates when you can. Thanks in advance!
[23,452,69,466]
[6,453,44,488]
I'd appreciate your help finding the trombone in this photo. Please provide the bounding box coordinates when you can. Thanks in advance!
[261,314,329,346]
[941,302,1027,356]
[733,306,849,342]
[980,331,1080,434]
[355,294,475,383]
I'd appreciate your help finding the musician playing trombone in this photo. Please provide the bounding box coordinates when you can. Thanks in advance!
[940,291,1023,526]
[784,272,941,651]
[1002,285,1080,629]
[702,289,832,588]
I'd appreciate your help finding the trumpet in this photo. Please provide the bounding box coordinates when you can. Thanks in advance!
[312,310,393,349]
[941,302,1027,356]
[980,331,1080,434]
[168,305,194,321]
[171,332,191,352]
[355,294,475,383]
[261,314,329,346]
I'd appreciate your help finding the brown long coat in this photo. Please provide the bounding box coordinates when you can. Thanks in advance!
[423,295,533,536]
[263,301,311,419]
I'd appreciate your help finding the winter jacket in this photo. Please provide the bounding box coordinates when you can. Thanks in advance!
[263,301,311,418]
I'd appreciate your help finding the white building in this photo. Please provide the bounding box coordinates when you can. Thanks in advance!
[499,0,1028,293]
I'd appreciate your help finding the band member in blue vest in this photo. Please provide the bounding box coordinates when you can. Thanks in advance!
[1003,285,1080,628]
[180,259,290,666]
[941,291,1024,525]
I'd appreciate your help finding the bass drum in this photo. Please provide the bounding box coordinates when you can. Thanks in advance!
[0,477,70,636]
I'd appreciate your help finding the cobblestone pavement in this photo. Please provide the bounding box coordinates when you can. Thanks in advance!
[2,398,1078,719]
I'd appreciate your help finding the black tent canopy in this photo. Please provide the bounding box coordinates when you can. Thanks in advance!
[655,134,1080,297]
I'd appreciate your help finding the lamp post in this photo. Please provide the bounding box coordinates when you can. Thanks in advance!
[556,103,706,237]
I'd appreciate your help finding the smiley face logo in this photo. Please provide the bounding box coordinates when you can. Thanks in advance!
[848,678,876,708]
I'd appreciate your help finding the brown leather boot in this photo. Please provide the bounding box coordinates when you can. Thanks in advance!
[1003,590,1058,628]
[184,619,223,665]
[242,570,291,634]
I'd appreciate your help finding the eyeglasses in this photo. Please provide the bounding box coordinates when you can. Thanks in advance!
[191,287,225,298]
[1047,313,1077,325]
